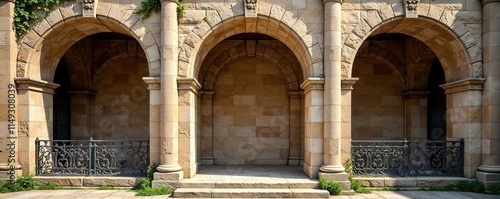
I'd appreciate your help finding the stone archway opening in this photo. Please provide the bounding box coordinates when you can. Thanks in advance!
[197,33,304,166]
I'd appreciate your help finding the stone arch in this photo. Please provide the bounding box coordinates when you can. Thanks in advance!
[342,3,480,82]
[16,2,160,81]
[92,42,146,81]
[356,43,407,85]
[405,38,438,90]
[201,44,300,91]
[179,3,321,81]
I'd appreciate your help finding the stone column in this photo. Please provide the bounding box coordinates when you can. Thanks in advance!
[0,0,21,179]
[200,91,214,165]
[402,91,429,140]
[300,78,324,178]
[478,0,500,186]
[340,78,357,164]
[441,78,485,178]
[143,77,161,164]
[288,91,301,166]
[321,0,344,173]
[177,77,201,178]
[152,0,182,188]
[15,78,59,174]
[157,0,181,173]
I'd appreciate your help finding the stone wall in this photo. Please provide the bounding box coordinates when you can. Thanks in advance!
[352,57,404,140]
[91,56,150,140]
[212,56,289,165]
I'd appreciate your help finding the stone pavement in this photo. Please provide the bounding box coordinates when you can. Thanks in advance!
[0,190,498,199]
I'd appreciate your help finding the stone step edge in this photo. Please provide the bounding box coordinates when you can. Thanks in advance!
[179,181,319,188]
[174,188,330,198]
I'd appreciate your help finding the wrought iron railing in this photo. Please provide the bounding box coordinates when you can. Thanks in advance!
[351,139,464,176]
[36,138,149,176]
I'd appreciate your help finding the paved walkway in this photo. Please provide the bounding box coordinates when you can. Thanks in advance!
[0,190,498,199]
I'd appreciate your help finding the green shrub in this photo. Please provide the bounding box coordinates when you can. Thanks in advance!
[318,178,342,195]
[36,182,62,190]
[469,180,485,193]
[136,187,172,196]
[97,185,116,190]
[486,184,500,195]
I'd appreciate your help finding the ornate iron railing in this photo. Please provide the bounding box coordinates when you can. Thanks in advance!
[351,139,464,176]
[36,138,149,176]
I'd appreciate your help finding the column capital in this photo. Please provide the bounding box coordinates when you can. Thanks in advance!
[300,78,324,94]
[14,77,59,94]
[440,78,486,94]
[481,0,500,5]
[143,77,161,90]
[323,0,343,4]
[177,77,201,94]
[200,91,215,99]
[287,91,301,99]
[341,77,358,90]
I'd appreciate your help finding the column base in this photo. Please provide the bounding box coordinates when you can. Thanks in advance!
[319,172,351,191]
[152,171,183,189]
[157,164,182,172]
[319,165,345,173]
[477,170,500,188]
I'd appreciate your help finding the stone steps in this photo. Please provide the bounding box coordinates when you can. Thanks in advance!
[179,180,319,189]
[173,188,330,198]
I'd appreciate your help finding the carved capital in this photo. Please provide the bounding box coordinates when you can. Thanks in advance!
[403,0,419,18]
[244,0,258,17]
[14,77,59,94]
[300,78,325,94]
[440,78,486,94]
[82,0,98,18]
[143,77,161,90]
[341,77,358,90]
[177,77,201,94]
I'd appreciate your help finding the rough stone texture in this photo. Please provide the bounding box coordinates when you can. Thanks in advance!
[35,177,83,187]
[83,177,141,187]
[384,178,417,187]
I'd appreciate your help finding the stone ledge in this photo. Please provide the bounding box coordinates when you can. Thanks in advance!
[354,176,472,188]
[83,176,141,187]
[34,176,84,187]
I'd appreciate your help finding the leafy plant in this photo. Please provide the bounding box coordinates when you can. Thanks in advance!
[318,178,342,195]
[97,185,116,190]
[135,0,184,20]
[36,182,62,190]
[345,158,371,193]
[14,0,71,38]
[136,187,172,196]
[486,184,500,195]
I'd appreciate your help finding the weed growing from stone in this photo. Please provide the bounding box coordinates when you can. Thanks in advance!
[132,162,172,196]
[97,185,116,190]
[0,175,61,193]
[318,178,342,195]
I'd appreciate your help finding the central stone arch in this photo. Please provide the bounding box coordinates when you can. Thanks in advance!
[178,3,322,80]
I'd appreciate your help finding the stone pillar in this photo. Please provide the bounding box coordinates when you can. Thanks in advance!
[143,77,161,164]
[68,90,95,140]
[340,78,357,164]
[441,78,485,178]
[177,77,201,178]
[402,91,429,140]
[288,91,301,166]
[152,0,182,188]
[0,0,21,179]
[200,91,214,165]
[478,0,500,187]
[321,0,344,173]
[300,78,324,178]
[15,78,59,174]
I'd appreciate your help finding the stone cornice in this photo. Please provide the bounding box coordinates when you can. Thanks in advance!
[440,78,486,94]
[200,91,215,99]
[14,77,59,94]
[481,0,500,5]
[287,91,301,99]
[402,90,430,99]
[300,78,325,94]
[341,77,359,90]
[177,77,201,94]
[323,0,343,4]
[143,77,161,90]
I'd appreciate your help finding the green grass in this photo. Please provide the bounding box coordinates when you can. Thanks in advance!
[0,175,62,193]
[318,178,342,195]
[97,185,116,190]
[136,187,172,196]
